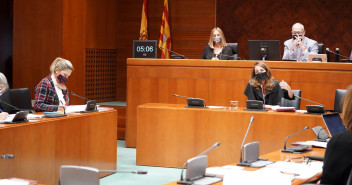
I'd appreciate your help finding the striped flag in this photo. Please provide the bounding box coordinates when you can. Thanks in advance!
[139,0,148,40]
[158,0,171,59]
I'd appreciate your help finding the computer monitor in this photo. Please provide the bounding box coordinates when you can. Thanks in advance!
[248,40,281,61]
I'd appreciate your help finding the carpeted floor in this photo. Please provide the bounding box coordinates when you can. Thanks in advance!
[100,140,182,185]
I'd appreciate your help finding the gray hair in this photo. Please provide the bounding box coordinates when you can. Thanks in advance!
[49,57,74,74]
[292,23,304,31]
[0,72,9,89]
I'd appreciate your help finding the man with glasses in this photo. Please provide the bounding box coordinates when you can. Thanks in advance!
[282,23,318,62]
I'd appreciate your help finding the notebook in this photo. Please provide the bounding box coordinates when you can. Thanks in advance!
[322,113,346,137]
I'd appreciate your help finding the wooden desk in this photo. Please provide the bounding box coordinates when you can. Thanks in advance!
[127,58,352,147]
[136,103,325,168]
[0,109,117,185]
[164,148,326,185]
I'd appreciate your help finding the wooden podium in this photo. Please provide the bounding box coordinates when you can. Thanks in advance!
[127,58,352,147]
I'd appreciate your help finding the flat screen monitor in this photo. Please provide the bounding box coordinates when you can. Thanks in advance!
[133,40,157,58]
[248,40,281,61]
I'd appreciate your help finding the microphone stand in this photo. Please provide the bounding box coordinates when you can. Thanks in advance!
[99,169,147,174]
[261,84,266,111]
[159,46,188,59]
[281,126,311,153]
[294,95,327,112]
[237,116,254,166]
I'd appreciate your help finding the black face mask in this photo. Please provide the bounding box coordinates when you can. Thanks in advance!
[256,72,267,82]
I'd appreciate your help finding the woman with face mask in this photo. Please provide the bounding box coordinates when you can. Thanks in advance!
[244,62,294,105]
[201,27,234,60]
[34,57,74,112]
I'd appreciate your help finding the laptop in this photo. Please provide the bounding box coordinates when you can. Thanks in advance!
[322,113,346,137]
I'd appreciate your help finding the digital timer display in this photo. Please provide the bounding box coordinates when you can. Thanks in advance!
[133,40,157,58]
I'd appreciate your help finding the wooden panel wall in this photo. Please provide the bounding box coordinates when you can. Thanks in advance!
[13,0,119,104]
[117,0,216,101]
[217,0,352,60]
[13,0,63,96]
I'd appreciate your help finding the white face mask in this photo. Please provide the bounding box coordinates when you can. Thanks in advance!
[213,36,222,44]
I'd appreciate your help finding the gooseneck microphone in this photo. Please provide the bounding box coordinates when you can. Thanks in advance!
[173,94,206,108]
[294,95,327,113]
[0,154,14,159]
[281,126,312,153]
[100,169,147,174]
[71,92,91,101]
[179,142,221,182]
[197,142,221,156]
[237,116,254,166]
[326,48,350,61]
[160,46,187,59]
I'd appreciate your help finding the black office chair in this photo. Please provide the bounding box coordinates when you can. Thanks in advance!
[318,43,324,54]
[333,89,347,113]
[279,89,301,110]
[227,43,238,60]
[9,88,34,113]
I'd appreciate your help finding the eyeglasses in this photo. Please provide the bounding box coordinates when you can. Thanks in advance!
[291,31,304,35]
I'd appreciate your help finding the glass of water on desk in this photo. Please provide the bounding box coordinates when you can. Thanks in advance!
[230,101,238,110]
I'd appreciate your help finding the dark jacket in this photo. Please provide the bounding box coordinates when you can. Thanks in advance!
[34,75,69,112]
[321,131,352,185]
[201,44,233,60]
[244,80,294,105]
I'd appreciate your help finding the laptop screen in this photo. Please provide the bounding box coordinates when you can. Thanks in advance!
[322,113,346,137]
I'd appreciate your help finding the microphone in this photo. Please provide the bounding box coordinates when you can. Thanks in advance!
[173,94,206,108]
[71,92,91,101]
[260,85,266,111]
[99,169,147,174]
[0,154,14,159]
[237,116,254,166]
[294,95,326,113]
[0,99,34,113]
[326,48,350,61]
[159,46,187,59]
[281,126,311,153]
[71,92,98,112]
[179,142,221,182]
[173,94,189,98]
[197,142,221,156]
[216,53,241,60]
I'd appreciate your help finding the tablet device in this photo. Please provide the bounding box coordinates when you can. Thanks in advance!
[322,113,346,137]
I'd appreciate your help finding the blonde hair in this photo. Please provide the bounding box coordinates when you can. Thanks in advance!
[0,72,9,89]
[342,85,352,131]
[208,27,227,48]
[249,62,275,90]
[49,57,74,74]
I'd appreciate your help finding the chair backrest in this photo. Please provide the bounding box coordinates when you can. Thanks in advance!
[227,43,238,60]
[10,88,32,111]
[334,89,347,113]
[318,43,324,54]
[60,165,100,185]
[279,90,301,110]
